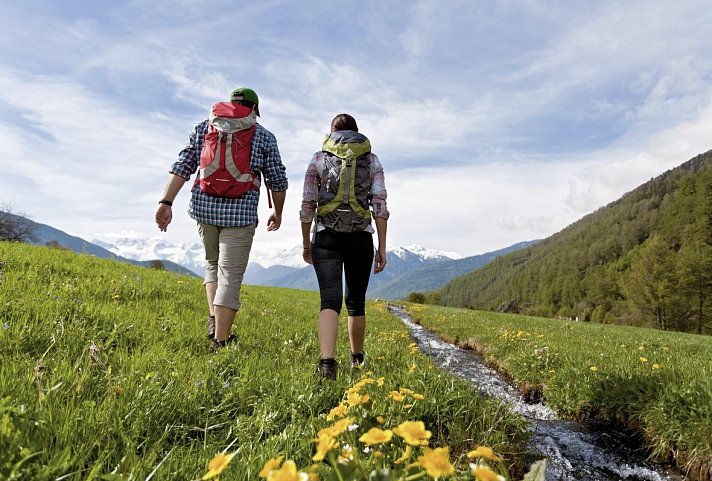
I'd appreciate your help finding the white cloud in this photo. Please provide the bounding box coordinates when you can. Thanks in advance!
[1,0,711,262]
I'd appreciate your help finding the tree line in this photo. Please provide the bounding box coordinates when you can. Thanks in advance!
[412,150,712,335]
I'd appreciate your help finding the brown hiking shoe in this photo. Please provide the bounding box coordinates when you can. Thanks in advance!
[208,334,236,353]
[207,316,216,340]
[319,358,337,380]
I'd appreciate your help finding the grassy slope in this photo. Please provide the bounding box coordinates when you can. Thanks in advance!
[404,303,712,479]
[0,242,528,481]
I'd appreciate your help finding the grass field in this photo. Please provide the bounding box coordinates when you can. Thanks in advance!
[403,303,712,479]
[0,242,531,481]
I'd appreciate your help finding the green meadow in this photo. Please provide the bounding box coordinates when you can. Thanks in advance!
[2,241,710,480]
[0,242,530,481]
[405,303,712,479]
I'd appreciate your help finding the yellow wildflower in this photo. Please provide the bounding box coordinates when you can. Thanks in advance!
[259,456,284,477]
[327,404,348,421]
[202,452,236,480]
[394,445,413,464]
[471,463,505,481]
[359,427,393,446]
[307,465,319,481]
[467,446,503,462]
[408,363,417,374]
[389,391,405,402]
[376,377,385,386]
[346,392,370,407]
[376,415,385,425]
[589,366,598,372]
[640,357,648,363]
[266,460,307,481]
[313,435,337,462]
[412,393,425,400]
[317,417,356,439]
[399,387,414,396]
[393,420,432,446]
[417,447,454,479]
[652,363,662,370]
[338,445,353,463]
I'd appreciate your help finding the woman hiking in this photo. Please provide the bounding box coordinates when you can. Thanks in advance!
[299,113,390,380]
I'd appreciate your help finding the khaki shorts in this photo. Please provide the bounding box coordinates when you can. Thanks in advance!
[198,223,256,311]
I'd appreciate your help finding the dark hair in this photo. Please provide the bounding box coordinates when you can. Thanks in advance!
[331,113,359,132]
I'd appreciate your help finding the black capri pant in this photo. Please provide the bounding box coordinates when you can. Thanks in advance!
[311,229,374,316]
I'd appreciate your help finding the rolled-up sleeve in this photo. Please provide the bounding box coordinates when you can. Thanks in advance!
[170,121,205,180]
[369,154,390,219]
[299,153,320,223]
[260,130,288,191]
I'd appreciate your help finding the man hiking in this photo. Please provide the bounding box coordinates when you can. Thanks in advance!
[155,87,288,352]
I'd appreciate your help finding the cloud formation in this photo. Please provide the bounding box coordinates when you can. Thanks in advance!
[0,0,711,259]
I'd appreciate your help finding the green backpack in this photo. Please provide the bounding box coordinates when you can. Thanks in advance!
[316,130,373,233]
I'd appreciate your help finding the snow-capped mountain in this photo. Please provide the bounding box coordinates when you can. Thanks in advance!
[390,244,463,261]
[93,237,205,276]
[91,235,536,299]
[93,237,464,280]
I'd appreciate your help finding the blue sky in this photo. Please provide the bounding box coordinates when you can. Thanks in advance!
[1,0,711,260]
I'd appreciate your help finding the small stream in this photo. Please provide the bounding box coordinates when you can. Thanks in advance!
[388,305,687,481]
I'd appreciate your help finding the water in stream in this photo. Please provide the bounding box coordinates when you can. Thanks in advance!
[388,305,687,481]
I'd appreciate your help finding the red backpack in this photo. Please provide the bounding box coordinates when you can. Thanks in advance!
[196,102,259,198]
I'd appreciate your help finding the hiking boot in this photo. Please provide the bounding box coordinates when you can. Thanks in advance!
[350,352,365,369]
[208,334,236,353]
[319,358,337,380]
[207,316,216,340]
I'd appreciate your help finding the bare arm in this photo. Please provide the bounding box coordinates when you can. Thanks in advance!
[155,174,187,232]
[373,216,388,274]
[301,221,313,264]
[266,190,286,231]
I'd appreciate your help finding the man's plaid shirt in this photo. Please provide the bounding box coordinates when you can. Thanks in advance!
[170,120,288,226]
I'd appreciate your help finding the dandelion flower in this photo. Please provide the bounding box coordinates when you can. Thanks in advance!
[467,446,503,462]
[202,452,236,480]
[376,415,385,425]
[393,420,432,446]
[652,363,662,370]
[470,463,505,481]
[640,357,648,363]
[417,447,454,479]
[589,366,598,372]
[259,456,283,477]
[359,427,393,446]
[412,393,425,400]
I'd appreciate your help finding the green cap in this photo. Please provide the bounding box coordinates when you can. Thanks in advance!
[230,87,260,116]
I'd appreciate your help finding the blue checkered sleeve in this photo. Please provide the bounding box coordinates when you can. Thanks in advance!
[169,121,288,227]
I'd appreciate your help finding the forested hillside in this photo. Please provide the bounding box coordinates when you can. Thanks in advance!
[438,149,712,334]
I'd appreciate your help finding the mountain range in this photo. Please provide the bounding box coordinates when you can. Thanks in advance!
[2,213,196,276]
[1,210,537,300]
[96,236,537,299]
